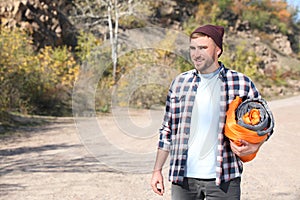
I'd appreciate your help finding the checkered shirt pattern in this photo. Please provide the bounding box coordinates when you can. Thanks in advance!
[158,63,266,185]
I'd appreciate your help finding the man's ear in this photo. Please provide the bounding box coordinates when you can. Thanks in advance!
[216,47,222,57]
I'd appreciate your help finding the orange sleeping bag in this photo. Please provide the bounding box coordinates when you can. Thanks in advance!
[224,96,268,162]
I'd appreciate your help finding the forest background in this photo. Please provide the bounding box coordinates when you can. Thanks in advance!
[0,0,300,132]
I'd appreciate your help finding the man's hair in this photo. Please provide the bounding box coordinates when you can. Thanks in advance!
[190,32,207,39]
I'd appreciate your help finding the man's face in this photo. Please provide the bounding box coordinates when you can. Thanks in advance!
[189,36,220,74]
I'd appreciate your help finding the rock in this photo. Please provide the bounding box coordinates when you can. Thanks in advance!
[25,9,33,19]
[0,0,77,50]
[235,19,251,32]
[272,33,293,55]
[159,5,174,16]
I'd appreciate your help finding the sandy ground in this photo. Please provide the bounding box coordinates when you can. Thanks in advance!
[0,95,300,200]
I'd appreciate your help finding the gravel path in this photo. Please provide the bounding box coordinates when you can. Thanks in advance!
[1,95,300,200]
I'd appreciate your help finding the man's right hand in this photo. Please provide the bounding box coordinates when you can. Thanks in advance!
[151,170,164,196]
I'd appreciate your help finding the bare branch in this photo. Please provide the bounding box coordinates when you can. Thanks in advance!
[72,0,143,83]
[73,2,87,15]
[71,14,108,21]
[85,0,95,16]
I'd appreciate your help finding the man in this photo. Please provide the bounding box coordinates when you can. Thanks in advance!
[150,24,273,199]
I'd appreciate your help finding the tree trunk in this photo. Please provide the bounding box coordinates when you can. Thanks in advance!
[107,0,119,84]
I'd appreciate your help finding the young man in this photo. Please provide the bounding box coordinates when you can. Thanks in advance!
[150,24,273,199]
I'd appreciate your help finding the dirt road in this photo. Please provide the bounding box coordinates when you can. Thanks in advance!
[1,95,300,200]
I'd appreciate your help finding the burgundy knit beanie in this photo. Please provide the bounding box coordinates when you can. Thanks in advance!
[191,24,225,57]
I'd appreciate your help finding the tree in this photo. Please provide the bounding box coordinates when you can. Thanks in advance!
[71,0,138,83]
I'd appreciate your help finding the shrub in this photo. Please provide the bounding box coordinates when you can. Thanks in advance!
[242,9,271,30]
[0,26,35,113]
[0,26,79,116]
[222,42,261,79]
[30,46,79,116]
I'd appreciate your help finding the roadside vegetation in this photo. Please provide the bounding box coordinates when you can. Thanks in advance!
[1,0,299,131]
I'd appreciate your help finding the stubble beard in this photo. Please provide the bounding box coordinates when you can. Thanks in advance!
[194,57,215,74]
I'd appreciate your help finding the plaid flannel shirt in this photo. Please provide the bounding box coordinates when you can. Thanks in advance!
[158,62,265,185]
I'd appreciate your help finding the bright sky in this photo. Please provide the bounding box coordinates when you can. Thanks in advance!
[287,0,300,20]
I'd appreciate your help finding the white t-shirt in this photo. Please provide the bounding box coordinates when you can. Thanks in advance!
[185,69,221,179]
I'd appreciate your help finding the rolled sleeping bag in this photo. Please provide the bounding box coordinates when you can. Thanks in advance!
[224,96,274,162]
[236,98,274,136]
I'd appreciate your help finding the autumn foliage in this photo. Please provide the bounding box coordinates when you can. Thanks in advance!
[0,0,299,118]
[0,26,79,116]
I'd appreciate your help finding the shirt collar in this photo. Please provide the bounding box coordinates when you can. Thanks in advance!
[218,62,226,81]
[192,62,226,80]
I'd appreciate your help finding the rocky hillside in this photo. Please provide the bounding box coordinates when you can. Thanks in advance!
[224,22,300,98]
[0,0,77,50]
[1,0,299,99]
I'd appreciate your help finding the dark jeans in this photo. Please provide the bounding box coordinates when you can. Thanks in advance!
[171,177,241,200]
